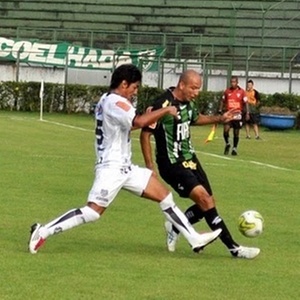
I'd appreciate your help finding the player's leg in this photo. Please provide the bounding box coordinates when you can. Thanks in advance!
[28,167,123,254]
[189,186,238,247]
[161,159,260,258]
[29,205,101,254]
[254,123,259,139]
[124,166,221,252]
[158,160,216,252]
[245,122,251,138]
[183,161,240,253]
[223,123,231,155]
[189,188,260,258]
[253,114,260,139]
[231,122,241,155]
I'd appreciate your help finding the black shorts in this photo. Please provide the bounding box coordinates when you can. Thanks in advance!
[245,113,260,125]
[228,120,243,129]
[157,156,213,198]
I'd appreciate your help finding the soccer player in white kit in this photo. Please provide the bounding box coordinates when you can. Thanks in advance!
[28,64,221,254]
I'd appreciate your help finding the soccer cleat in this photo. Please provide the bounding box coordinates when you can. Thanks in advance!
[231,148,238,156]
[255,136,261,140]
[164,221,179,252]
[28,223,46,254]
[246,135,251,139]
[224,144,231,155]
[192,228,222,253]
[230,245,260,259]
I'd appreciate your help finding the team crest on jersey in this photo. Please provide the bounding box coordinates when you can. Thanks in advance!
[237,93,241,97]
[100,189,108,197]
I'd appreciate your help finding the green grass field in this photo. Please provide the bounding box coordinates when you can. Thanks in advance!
[1,111,299,300]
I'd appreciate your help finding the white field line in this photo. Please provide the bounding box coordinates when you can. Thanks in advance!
[196,151,292,171]
[41,119,94,132]
[8,116,295,172]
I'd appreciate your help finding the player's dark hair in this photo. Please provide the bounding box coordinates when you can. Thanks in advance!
[247,79,254,84]
[110,64,142,89]
[231,76,238,81]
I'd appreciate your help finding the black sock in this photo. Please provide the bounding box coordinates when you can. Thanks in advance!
[233,136,239,148]
[172,204,204,234]
[203,207,239,251]
[223,132,229,144]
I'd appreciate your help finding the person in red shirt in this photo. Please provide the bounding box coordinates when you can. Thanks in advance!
[219,76,249,155]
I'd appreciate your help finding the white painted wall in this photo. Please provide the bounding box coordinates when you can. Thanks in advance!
[0,64,299,94]
[0,64,64,83]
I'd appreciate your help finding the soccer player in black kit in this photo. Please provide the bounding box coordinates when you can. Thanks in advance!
[140,70,260,259]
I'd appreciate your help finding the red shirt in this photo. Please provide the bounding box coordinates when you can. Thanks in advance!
[222,86,247,112]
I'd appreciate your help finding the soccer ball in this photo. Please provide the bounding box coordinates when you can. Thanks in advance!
[238,210,264,238]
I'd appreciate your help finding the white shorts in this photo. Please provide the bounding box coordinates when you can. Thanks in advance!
[87,164,152,207]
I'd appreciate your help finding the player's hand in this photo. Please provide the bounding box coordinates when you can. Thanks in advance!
[166,106,179,120]
[146,163,158,177]
[146,106,153,113]
[221,108,240,123]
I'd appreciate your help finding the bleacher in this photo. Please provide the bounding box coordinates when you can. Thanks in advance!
[0,0,299,72]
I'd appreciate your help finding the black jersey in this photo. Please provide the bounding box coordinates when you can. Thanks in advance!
[149,88,199,164]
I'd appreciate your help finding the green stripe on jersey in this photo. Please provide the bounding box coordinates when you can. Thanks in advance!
[159,102,197,163]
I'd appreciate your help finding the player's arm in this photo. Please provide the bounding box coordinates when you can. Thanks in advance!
[194,109,240,125]
[255,90,261,106]
[218,92,226,114]
[243,93,250,120]
[132,106,177,130]
[140,129,155,171]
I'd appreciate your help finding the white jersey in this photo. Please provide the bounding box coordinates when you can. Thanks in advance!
[94,92,136,168]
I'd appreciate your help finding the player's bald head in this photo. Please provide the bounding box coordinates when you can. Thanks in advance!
[175,70,202,101]
[179,70,201,85]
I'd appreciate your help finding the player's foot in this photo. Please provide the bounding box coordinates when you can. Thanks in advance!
[246,135,251,139]
[164,221,178,252]
[192,228,222,253]
[255,136,260,140]
[224,144,230,155]
[231,148,238,156]
[28,223,46,254]
[230,245,260,259]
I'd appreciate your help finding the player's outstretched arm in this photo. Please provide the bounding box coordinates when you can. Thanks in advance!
[140,130,155,171]
[194,108,240,125]
[132,106,177,130]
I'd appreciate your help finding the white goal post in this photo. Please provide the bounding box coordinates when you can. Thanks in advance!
[39,80,44,121]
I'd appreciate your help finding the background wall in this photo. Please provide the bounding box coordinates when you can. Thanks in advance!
[0,0,299,93]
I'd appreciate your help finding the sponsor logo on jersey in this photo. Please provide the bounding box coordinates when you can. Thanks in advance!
[177,122,189,140]
[182,160,197,170]
[162,100,170,108]
[116,101,131,111]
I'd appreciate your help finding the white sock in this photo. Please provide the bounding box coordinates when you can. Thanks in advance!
[39,206,100,239]
[159,193,200,246]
